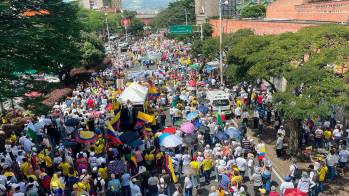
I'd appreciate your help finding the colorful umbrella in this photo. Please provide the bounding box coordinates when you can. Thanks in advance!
[283,188,307,196]
[128,139,144,148]
[108,159,126,175]
[188,80,196,87]
[225,127,241,140]
[214,131,229,141]
[159,133,171,143]
[120,131,139,144]
[186,111,199,121]
[162,127,176,134]
[160,135,183,148]
[180,122,195,134]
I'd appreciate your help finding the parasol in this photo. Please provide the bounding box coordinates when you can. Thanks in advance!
[214,131,229,141]
[65,118,80,126]
[180,122,195,134]
[188,80,196,87]
[128,139,144,148]
[283,188,307,196]
[225,127,241,140]
[160,135,183,148]
[108,159,126,175]
[183,134,197,145]
[159,133,171,143]
[162,127,176,134]
[120,131,139,144]
[186,111,199,121]
[198,105,209,115]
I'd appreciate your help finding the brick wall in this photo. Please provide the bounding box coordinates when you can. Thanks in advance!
[209,19,317,36]
[266,0,349,23]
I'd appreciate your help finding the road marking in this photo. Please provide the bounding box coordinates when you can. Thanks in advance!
[271,164,285,183]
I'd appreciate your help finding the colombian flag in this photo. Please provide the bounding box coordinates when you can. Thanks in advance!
[137,112,155,123]
[166,155,177,183]
[148,86,160,100]
[257,146,266,160]
[135,112,155,129]
[106,122,123,145]
[110,110,121,130]
[77,130,98,144]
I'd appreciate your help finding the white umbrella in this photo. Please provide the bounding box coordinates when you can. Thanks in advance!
[160,135,183,148]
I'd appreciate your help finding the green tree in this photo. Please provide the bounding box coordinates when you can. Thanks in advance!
[0,0,83,102]
[127,18,145,37]
[240,4,266,18]
[78,8,122,35]
[152,0,195,28]
[78,31,105,65]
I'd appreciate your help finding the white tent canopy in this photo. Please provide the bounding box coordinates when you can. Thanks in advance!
[119,82,148,105]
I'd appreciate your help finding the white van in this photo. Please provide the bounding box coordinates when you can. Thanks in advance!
[206,90,231,115]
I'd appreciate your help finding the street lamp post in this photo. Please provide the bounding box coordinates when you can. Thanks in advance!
[219,0,229,85]
[105,12,111,50]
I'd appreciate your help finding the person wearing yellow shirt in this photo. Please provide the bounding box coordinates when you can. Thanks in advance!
[58,160,71,176]
[318,162,328,193]
[323,129,332,150]
[3,168,15,178]
[98,164,108,179]
[94,140,105,155]
[202,157,213,184]
[50,173,65,196]
[145,150,155,171]
[231,170,243,188]
[190,160,200,188]
[20,158,33,177]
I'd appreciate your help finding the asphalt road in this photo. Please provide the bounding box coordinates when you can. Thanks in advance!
[127,61,283,195]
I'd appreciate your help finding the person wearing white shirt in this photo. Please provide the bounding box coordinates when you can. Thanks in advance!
[280,176,294,195]
[130,179,141,196]
[235,156,247,177]
[326,150,339,181]
[234,106,241,119]
[289,160,298,182]
[339,147,349,171]
[184,176,193,196]
[297,172,315,193]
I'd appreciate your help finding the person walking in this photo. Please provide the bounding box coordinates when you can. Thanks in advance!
[184,175,193,196]
[202,155,213,184]
[279,176,294,195]
[252,168,263,195]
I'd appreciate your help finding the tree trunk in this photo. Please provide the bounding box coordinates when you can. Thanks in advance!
[264,78,277,93]
[285,119,301,155]
[0,99,4,114]
[10,98,14,110]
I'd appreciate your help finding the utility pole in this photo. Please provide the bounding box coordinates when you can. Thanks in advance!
[184,8,188,25]
[105,12,111,49]
[200,23,203,41]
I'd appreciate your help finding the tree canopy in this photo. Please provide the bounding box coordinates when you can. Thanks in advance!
[152,0,195,28]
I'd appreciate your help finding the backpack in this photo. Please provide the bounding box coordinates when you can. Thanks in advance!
[293,164,301,178]
[95,177,103,192]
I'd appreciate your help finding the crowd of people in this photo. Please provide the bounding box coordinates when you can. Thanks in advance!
[0,34,348,196]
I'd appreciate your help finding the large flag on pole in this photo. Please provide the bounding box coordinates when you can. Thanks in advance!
[26,122,37,143]
[110,110,121,130]
[106,121,123,145]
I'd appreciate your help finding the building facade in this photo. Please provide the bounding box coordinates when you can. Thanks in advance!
[80,0,122,10]
[195,0,244,24]
[210,0,349,36]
